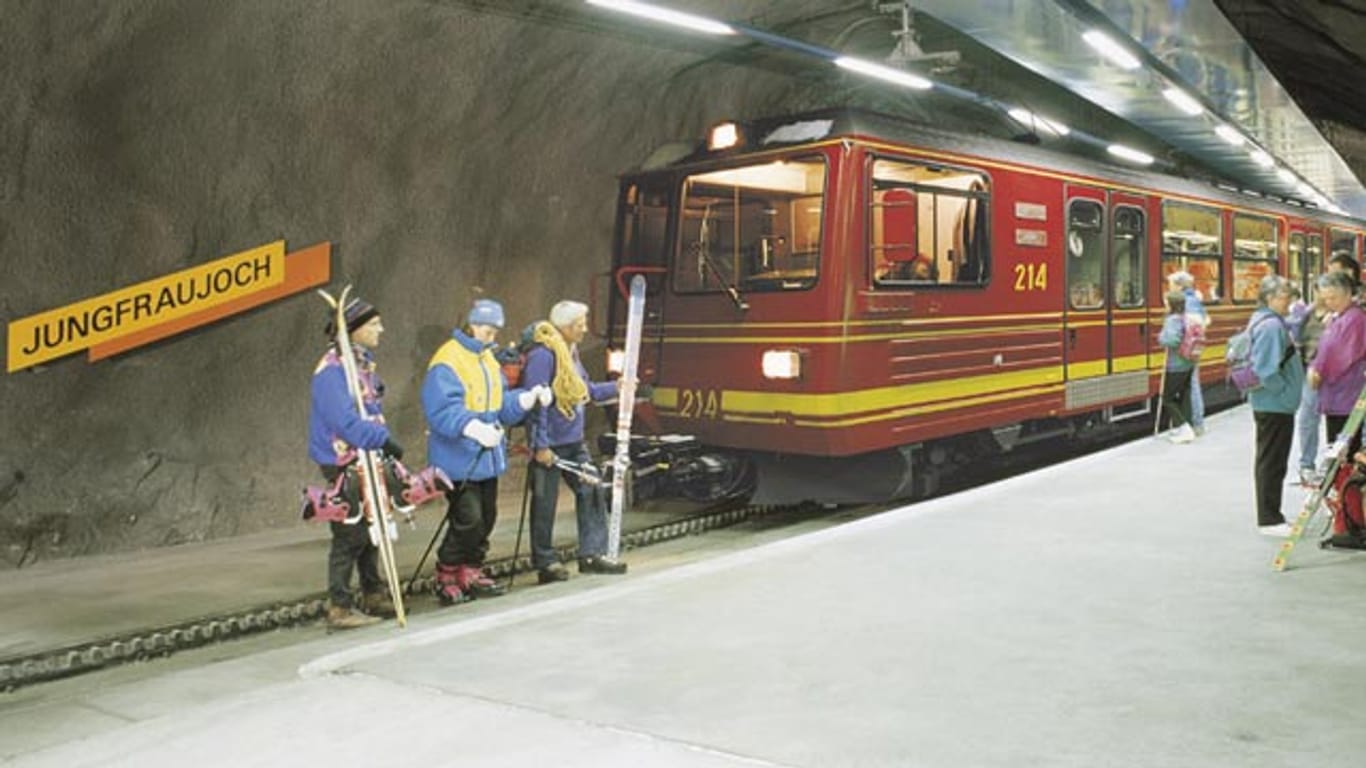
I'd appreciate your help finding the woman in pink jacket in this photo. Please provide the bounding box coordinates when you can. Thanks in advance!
[1308,270,1366,458]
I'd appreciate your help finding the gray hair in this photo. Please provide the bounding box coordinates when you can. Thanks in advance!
[1167,270,1195,289]
[1316,270,1355,295]
[1256,274,1295,306]
[549,300,589,328]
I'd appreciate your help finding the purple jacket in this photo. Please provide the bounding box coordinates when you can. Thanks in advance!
[1312,304,1366,416]
[522,344,618,449]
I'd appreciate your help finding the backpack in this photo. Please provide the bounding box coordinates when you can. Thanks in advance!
[494,322,543,388]
[1225,315,1292,395]
[1177,317,1206,362]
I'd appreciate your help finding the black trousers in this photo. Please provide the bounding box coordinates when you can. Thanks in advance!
[1253,412,1295,527]
[1325,414,1363,460]
[436,478,499,567]
[1161,369,1193,430]
[321,464,380,607]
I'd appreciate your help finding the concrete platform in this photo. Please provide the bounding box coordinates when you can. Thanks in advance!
[5,406,1366,766]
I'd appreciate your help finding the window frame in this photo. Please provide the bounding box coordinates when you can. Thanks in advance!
[1111,204,1147,310]
[866,153,992,291]
[1230,213,1279,305]
[1160,200,1224,306]
[671,154,829,297]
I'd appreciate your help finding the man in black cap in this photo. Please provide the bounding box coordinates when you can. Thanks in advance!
[307,296,404,629]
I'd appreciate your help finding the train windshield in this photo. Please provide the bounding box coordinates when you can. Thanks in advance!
[675,157,825,294]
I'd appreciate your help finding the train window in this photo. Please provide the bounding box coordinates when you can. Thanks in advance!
[1231,214,1278,304]
[1331,228,1358,262]
[674,158,825,294]
[869,158,990,288]
[1161,202,1223,304]
[1288,233,1307,297]
[617,181,671,296]
[1112,206,1146,309]
[1067,199,1105,310]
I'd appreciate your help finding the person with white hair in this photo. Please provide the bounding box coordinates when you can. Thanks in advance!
[521,300,628,583]
[1166,270,1209,435]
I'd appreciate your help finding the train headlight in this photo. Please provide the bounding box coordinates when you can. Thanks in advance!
[709,122,740,151]
[607,348,625,375]
[761,350,802,380]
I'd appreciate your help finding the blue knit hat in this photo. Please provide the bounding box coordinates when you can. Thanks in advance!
[468,299,505,329]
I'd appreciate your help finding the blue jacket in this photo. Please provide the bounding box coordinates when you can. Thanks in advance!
[1247,308,1305,415]
[1158,314,1195,372]
[1182,287,1208,323]
[308,345,390,466]
[522,344,618,449]
[422,329,529,481]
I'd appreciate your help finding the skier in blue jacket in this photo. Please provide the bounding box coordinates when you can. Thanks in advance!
[308,296,402,629]
[422,299,550,605]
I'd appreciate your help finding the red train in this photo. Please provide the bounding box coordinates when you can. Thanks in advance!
[602,109,1366,503]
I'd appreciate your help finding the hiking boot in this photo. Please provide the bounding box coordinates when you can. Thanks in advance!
[537,562,570,584]
[578,555,628,575]
[327,604,381,630]
[433,563,469,606]
[457,565,506,598]
[362,590,396,618]
[1321,532,1366,550]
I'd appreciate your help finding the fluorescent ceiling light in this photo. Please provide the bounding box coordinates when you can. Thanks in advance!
[1082,30,1141,70]
[586,0,736,36]
[1249,148,1274,168]
[1007,107,1070,136]
[1214,124,1245,146]
[835,57,932,90]
[1161,87,1203,116]
[1297,182,1316,198]
[1107,143,1154,165]
[1276,168,1297,184]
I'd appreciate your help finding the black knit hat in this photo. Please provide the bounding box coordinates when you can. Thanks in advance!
[325,297,379,337]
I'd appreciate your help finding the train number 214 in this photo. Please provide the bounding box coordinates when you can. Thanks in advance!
[1013,262,1047,291]
[679,388,721,419]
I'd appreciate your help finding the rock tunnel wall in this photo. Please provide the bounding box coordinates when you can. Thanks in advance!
[0,0,860,566]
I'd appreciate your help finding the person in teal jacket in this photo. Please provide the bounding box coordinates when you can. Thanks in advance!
[1246,276,1304,536]
[1157,290,1197,444]
[421,299,550,605]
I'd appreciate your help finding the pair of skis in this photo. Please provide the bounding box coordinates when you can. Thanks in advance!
[318,286,407,626]
[607,275,647,561]
[1273,378,1366,571]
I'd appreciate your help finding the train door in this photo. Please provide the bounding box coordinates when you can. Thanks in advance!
[1062,184,1150,411]
[1286,222,1321,298]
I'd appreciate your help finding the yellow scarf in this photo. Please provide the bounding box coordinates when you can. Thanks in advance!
[532,321,589,419]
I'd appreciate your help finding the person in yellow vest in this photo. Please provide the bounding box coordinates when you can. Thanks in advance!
[422,299,551,605]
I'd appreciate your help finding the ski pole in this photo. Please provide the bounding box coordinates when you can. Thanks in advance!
[506,458,534,591]
[404,445,487,595]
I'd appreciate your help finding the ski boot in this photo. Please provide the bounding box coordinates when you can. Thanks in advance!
[388,461,453,508]
[300,475,353,523]
[458,564,506,598]
[433,563,470,606]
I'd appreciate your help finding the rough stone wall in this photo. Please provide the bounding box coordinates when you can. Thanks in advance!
[0,0,859,566]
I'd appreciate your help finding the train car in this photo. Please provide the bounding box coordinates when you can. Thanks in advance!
[601,109,1366,503]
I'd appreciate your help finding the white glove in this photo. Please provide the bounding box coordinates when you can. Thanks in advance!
[462,419,503,448]
[534,384,553,408]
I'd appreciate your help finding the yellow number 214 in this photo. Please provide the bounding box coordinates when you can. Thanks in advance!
[1012,263,1047,292]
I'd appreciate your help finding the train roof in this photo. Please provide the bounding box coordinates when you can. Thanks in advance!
[651,108,1364,230]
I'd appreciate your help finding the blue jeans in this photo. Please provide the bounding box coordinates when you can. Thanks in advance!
[529,442,608,568]
[1296,379,1321,470]
[1188,361,1205,428]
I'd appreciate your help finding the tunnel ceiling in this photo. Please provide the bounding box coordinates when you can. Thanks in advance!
[549,0,1366,218]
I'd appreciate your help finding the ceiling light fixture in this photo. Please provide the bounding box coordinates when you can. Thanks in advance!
[834,56,932,90]
[1161,87,1204,116]
[1082,30,1141,70]
[1107,143,1154,165]
[1213,125,1245,147]
[586,0,736,36]
[1249,148,1274,168]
